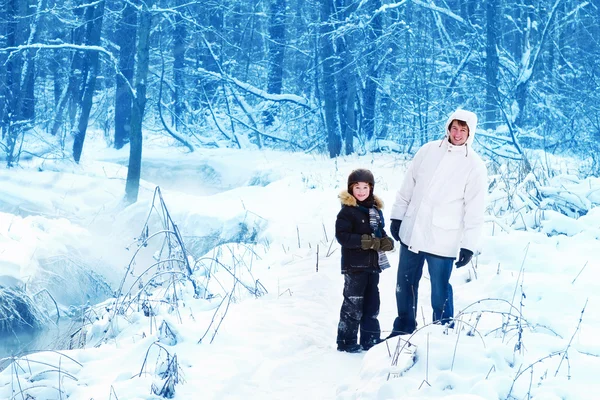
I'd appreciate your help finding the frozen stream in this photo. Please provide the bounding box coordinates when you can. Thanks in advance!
[0,318,79,371]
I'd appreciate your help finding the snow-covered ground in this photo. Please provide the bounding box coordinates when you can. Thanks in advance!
[1,132,600,399]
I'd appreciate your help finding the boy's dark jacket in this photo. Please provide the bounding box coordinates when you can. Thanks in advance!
[335,191,389,274]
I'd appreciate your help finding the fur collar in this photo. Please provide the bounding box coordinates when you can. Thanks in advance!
[339,190,384,209]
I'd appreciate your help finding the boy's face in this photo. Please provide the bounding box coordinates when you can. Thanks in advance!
[352,182,370,202]
[449,120,469,146]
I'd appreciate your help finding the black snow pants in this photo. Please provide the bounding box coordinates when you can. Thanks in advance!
[336,271,381,347]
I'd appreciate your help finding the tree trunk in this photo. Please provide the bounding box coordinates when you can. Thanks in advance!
[362,0,382,141]
[21,58,35,122]
[4,0,34,166]
[199,5,222,104]
[73,0,105,163]
[264,0,286,126]
[319,0,341,158]
[69,1,90,129]
[484,0,499,130]
[125,0,153,203]
[50,0,87,137]
[114,0,137,149]
[17,0,33,122]
[334,0,355,154]
[52,51,63,107]
[515,0,535,128]
[266,0,286,95]
[4,0,20,165]
[343,75,356,155]
[172,0,187,131]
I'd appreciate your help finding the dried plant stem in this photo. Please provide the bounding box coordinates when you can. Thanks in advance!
[326,239,336,257]
[507,351,564,398]
[426,333,430,381]
[554,298,588,377]
[510,243,530,306]
[450,323,463,371]
[571,261,588,284]
[110,385,120,399]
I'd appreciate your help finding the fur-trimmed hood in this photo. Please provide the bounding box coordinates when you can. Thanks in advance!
[339,190,384,209]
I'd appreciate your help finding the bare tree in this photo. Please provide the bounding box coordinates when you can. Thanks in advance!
[484,0,499,130]
[334,0,358,155]
[264,0,287,126]
[125,0,154,203]
[362,0,383,141]
[172,0,187,131]
[319,0,341,158]
[73,0,105,163]
[114,0,137,150]
[3,0,39,166]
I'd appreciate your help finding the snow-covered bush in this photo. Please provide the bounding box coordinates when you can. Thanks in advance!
[486,155,600,236]
[0,286,49,335]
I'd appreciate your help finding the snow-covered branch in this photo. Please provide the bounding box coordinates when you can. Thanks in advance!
[409,0,468,25]
[516,0,562,86]
[0,43,135,97]
[196,67,312,109]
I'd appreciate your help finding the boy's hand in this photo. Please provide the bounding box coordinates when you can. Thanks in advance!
[380,237,394,252]
[361,234,381,251]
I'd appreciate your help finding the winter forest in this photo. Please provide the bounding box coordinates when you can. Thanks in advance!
[1,0,600,399]
[2,0,599,180]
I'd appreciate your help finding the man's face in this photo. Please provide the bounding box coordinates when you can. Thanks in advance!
[449,120,469,146]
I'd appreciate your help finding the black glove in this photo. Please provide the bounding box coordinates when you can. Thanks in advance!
[361,234,381,251]
[455,248,474,268]
[390,219,402,241]
[380,237,394,252]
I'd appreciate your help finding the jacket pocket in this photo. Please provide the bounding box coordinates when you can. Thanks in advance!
[432,207,462,230]
[404,203,416,218]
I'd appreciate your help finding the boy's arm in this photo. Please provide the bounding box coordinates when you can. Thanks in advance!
[335,210,362,249]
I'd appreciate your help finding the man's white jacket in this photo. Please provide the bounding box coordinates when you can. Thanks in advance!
[390,109,488,258]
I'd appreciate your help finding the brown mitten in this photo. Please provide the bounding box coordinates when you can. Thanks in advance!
[380,237,394,252]
[361,234,381,251]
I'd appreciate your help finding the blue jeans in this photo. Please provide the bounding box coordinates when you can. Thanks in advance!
[392,243,454,335]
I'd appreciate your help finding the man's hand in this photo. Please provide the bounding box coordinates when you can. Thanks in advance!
[361,234,381,251]
[390,219,402,241]
[455,248,474,268]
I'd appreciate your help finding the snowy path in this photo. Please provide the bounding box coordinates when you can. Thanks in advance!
[172,253,400,400]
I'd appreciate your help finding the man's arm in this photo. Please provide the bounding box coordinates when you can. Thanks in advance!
[389,143,430,220]
[461,160,488,252]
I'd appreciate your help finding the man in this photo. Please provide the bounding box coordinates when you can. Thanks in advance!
[388,109,487,336]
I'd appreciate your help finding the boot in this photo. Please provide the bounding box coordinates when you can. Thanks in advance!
[361,337,384,351]
[337,343,362,353]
